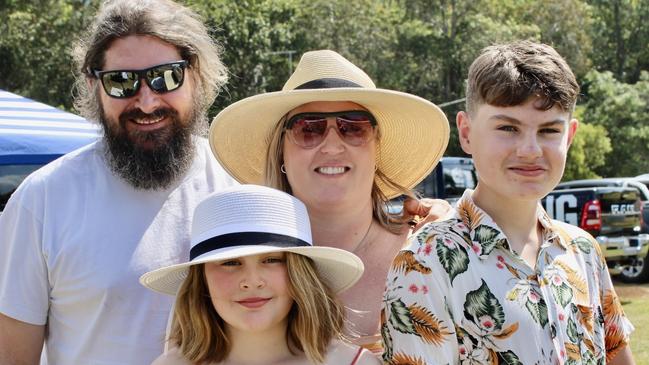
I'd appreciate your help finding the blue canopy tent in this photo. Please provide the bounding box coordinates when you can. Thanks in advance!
[0,89,100,210]
[0,89,100,165]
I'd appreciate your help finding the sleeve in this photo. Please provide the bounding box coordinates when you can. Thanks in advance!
[596,251,634,362]
[382,233,458,365]
[0,188,50,325]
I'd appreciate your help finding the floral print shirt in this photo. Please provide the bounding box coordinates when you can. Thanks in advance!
[382,190,634,365]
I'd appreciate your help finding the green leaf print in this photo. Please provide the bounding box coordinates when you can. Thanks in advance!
[381,322,393,361]
[389,299,416,334]
[436,237,469,284]
[567,317,579,343]
[525,297,549,327]
[463,280,505,332]
[497,350,523,365]
[473,225,501,256]
[552,282,574,308]
[572,237,592,254]
[581,349,596,365]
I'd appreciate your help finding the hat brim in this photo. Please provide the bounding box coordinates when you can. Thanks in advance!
[139,245,364,296]
[209,88,449,199]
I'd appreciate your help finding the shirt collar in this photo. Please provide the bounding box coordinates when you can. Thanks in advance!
[455,190,569,260]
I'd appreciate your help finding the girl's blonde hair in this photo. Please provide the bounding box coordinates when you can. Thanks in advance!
[265,116,412,234]
[170,253,345,364]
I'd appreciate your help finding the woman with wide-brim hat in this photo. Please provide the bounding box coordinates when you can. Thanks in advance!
[209,50,449,353]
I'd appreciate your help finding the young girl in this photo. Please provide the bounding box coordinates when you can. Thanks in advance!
[140,184,380,365]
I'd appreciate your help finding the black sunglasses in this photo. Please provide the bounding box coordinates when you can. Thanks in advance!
[284,110,377,148]
[92,60,188,99]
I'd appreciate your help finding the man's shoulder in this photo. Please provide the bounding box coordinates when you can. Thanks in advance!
[15,142,104,191]
[191,137,236,184]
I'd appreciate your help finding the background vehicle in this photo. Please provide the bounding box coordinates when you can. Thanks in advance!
[633,174,649,233]
[548,181,649,282]
[388,157,477,214]
[411,157,477,203]
[0,89,99,212]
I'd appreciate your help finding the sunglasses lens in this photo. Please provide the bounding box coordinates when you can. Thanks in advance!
[101,71,139,98]
[146,63,185,93]
[97,61,187,99]
[336,116,375,146]
[286,111,376,148]
[289,117,328,148]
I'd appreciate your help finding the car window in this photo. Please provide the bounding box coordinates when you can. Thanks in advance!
[443,163,477,198]
[0,164,44,212]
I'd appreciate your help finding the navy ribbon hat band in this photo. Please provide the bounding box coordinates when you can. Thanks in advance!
[190,232,311,261]
[295,78,362,90]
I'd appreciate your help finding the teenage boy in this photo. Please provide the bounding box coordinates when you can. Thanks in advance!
[382,41,634,365]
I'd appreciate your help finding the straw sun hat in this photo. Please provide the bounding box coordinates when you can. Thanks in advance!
[209,50,450,199]
[140,184,364,296]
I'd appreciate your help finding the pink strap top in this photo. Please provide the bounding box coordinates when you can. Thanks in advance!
[349,346,363,365]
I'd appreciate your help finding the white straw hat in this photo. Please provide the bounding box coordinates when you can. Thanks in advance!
[140,184,364,295]
[209,50,449,199]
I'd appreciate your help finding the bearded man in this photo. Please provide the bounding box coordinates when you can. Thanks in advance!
[0,1,235,364]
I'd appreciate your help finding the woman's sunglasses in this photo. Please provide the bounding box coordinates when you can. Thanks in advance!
[92,60,188,99]
[285,110,377,149]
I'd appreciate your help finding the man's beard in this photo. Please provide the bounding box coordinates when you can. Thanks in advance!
[98,105,205,190]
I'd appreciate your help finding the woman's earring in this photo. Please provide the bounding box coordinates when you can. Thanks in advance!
[280,164,287,174]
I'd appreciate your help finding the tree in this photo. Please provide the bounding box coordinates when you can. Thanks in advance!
[563,121,612,181]
[188,0,302,114]
[588,0,649,83]
[0,0,97,110]
[581,70,649,177]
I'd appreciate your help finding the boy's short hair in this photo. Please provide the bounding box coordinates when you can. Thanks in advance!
[465,40,579,115]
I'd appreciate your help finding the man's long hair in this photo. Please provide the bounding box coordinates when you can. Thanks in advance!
[72,0,227,127]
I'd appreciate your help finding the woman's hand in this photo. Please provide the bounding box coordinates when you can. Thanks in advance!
[402,197,452,230]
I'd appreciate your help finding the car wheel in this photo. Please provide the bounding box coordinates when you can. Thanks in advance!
[619,254,649,283]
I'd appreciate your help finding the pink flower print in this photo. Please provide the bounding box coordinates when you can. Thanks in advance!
[497,263,504,269]
[423,244,433,255]
[457,223,466,230]
[409,284,419,293]
[422,285,429,294]
[497,255,505,262]
[478,315,495,331]
[442,238,455,249]
[472,244,482,255]
[528,291,540,303]
[552,275,563,286]
[459,344,468,359]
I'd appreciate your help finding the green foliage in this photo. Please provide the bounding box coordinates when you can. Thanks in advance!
[563,120,612,181]
[0,0,647,178]
[588,0,649,83]
[581,70,649,177]
[0,0,98,110]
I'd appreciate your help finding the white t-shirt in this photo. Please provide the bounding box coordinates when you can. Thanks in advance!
[0,138,236,364]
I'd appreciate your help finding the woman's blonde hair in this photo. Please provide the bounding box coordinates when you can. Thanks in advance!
[170,253,345,364]
[265,116,412,233]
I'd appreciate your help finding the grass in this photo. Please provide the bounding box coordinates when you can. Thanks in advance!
[615,280,649,364]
